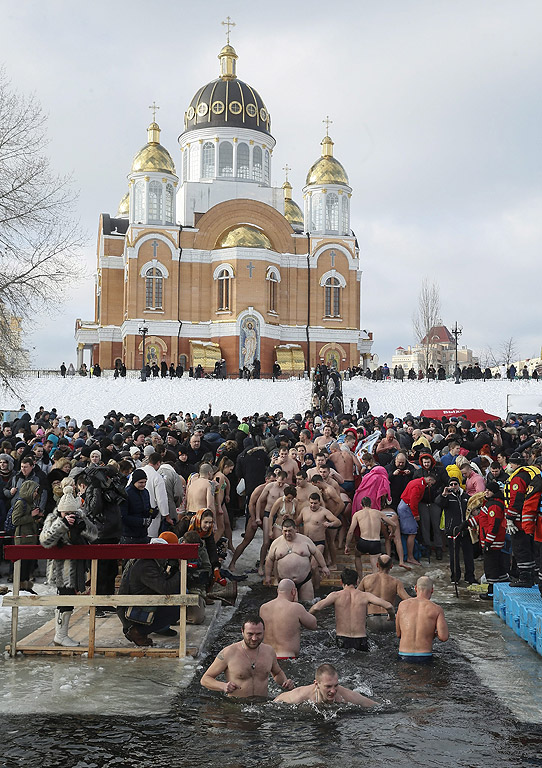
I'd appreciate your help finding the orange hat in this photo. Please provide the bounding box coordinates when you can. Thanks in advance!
[159,531,179,545]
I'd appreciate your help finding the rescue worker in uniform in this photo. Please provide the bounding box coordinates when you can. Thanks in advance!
[503,453,542,588]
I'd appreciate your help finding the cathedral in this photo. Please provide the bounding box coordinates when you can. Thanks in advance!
[75,31,373,376]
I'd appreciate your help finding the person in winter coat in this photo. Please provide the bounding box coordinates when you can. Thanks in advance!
[12,479,44,590]
[398,475,437,565]
[40,479,98,646]
[413,453,448,558]
[435,478,475,583]
[120,469,153,543]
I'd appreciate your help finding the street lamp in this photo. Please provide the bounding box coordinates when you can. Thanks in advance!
[139,324,149,381]
[451,322,463,384]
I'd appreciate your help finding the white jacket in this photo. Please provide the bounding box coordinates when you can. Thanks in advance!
[143,464,169,537]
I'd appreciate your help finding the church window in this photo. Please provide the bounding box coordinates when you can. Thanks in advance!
[182,150,188,182]
[190,144,199,180]
[148,181,163,224]
[134,180,145,223]
[324,276,341,318]
[252,146,262,181]
[217,268,231,310]
[237,143,250,179]
[219,142,233,177]
[311,193,322,231]
[145,266,164,310]
[341,196,349,234]
[165,183,174,224]
[202,142,215,178]
[264,150,270,184]
[266,267,279,313]
[325,193,339,232]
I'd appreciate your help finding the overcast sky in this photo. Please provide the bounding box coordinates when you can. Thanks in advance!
[2,0,541,369]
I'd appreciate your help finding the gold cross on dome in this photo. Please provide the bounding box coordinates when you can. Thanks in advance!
[282,164,291,182]
[323,115,333,136]
[149,101,160,122]
[222,16,236,44]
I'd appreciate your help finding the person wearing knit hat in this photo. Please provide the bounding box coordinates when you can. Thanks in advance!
[159,531,179,545]
[120,468,151,545]
[40,480,98,647]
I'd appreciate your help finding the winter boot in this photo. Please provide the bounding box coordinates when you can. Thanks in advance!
[53,609,80,647]
[509,572,534,588]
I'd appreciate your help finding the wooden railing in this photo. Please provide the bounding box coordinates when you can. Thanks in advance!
[3,543,199,659]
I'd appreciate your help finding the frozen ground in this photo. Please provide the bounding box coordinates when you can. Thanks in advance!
[2,375,542,424]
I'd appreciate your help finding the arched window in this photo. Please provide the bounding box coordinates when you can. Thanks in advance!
[189,145,199,180]
[311,193,322,231]
[145,266,164,310]
[182,149,188,182]
[264,150,270,184]
[266,267,280,313]
[202,142,215,178]
[324,276,341,318]
[341,196,349,234]
[134,180,145,223]
[148,181,163,224]
[252,146,262,181]
[165,183,174,224]
[237,142,250,179]
[219,142,233,177]
[325,193,339,232]
[217,269,231,310]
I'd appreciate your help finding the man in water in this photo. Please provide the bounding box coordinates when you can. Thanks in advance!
[200,617,295,697]
[273,663,375,706]
[358,554,411,631]
[345,496,397,578]
[395,576,449,662]
[264,519,330,601]
[259,578,317,659]
[309,568,395,651]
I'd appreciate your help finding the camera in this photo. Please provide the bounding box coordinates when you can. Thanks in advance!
[67,512,87,545]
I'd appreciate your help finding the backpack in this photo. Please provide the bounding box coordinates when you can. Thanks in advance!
[5,500,27,536]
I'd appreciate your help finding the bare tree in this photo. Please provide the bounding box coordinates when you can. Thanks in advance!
[481,337,519,369]
[0,69,83,387]
[412,279,441,372]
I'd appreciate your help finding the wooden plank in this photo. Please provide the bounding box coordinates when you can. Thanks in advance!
[88,559,98,659]
[4,543,199,561]
[7,645,200,658]
[179,559,187,658]
[10,559,20,658]
[3,594,199,607]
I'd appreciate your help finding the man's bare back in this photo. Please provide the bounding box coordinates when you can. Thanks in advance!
[396,577,449,657]
[359,571,410,614]
[186,476,215,514]
[259,580,317,657]
[310,583,394,638]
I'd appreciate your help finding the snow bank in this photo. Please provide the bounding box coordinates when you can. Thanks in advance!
[0,376,312,424]
[1,375,539,425]
[342,378,541,419]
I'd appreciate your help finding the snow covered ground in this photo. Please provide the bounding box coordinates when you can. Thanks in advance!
[1,375,541,424]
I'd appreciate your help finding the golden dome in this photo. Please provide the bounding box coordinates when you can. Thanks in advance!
[282,181,303,231]
[305,133,348,186]
[117,191,129,217]
[216,224,272,250]
[131,122,176,174]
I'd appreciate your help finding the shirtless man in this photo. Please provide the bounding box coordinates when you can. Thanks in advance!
[314,425,335,452]
[228,471,274,573]
[269,486,298,540]
[296,493,341,572]
[265,519,330,601]
[345,496,396,578]
[295,470,320,509]
[274,662,376,707]
[329,441,360,498]
[275,446,299,484]
[257,470,288,574]
[359,555,411,630]
[186,463,217,517]
[200,617,295,697]
[298,429,316,457]
[309,569,394,651]
[396,576,449,663]
[308,454,344,485]
[259,578,317,658]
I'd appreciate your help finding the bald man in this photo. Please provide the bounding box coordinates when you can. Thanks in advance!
[396,576,449,662]
[358,554,411,631]
[259,578,317,659]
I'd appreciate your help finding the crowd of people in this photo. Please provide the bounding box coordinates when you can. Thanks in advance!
[1,395,541,702]
[344,362,540,381]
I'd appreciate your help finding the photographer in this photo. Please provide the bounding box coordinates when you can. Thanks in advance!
[436,478,476,584]
[40,478,98,647]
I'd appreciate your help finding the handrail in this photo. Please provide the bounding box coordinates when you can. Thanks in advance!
[3,543,200,659]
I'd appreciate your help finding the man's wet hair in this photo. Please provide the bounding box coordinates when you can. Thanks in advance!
[282,518,296,529]
[377,555,393,571]
[296,469,308,479]
[242,616,264,631]
[341,568,358,586]
[309,492,320,501]
[316,663,338,680]
[312,474,323,483]
[361,496,372,508]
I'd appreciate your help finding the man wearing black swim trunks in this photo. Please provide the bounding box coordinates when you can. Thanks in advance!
[345,496,397,579]
[309,568,394,651]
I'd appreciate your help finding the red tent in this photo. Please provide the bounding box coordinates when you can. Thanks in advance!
[420,408,501,422]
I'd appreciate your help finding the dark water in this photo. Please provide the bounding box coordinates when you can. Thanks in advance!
[2,584,542,768]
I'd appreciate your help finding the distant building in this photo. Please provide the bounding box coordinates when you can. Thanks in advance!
[391,325,477,377]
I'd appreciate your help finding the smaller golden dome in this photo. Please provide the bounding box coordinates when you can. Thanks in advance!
[117,191,129,217]
[216,224,272,250]
[218,43,238,80]
[284,198,304,232]
[305,133,349,186]
[131,121,176,174]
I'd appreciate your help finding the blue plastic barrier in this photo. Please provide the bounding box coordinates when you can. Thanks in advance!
[494,583,542,657]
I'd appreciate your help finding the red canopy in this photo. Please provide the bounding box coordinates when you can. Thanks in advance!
[420,408,501,422]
